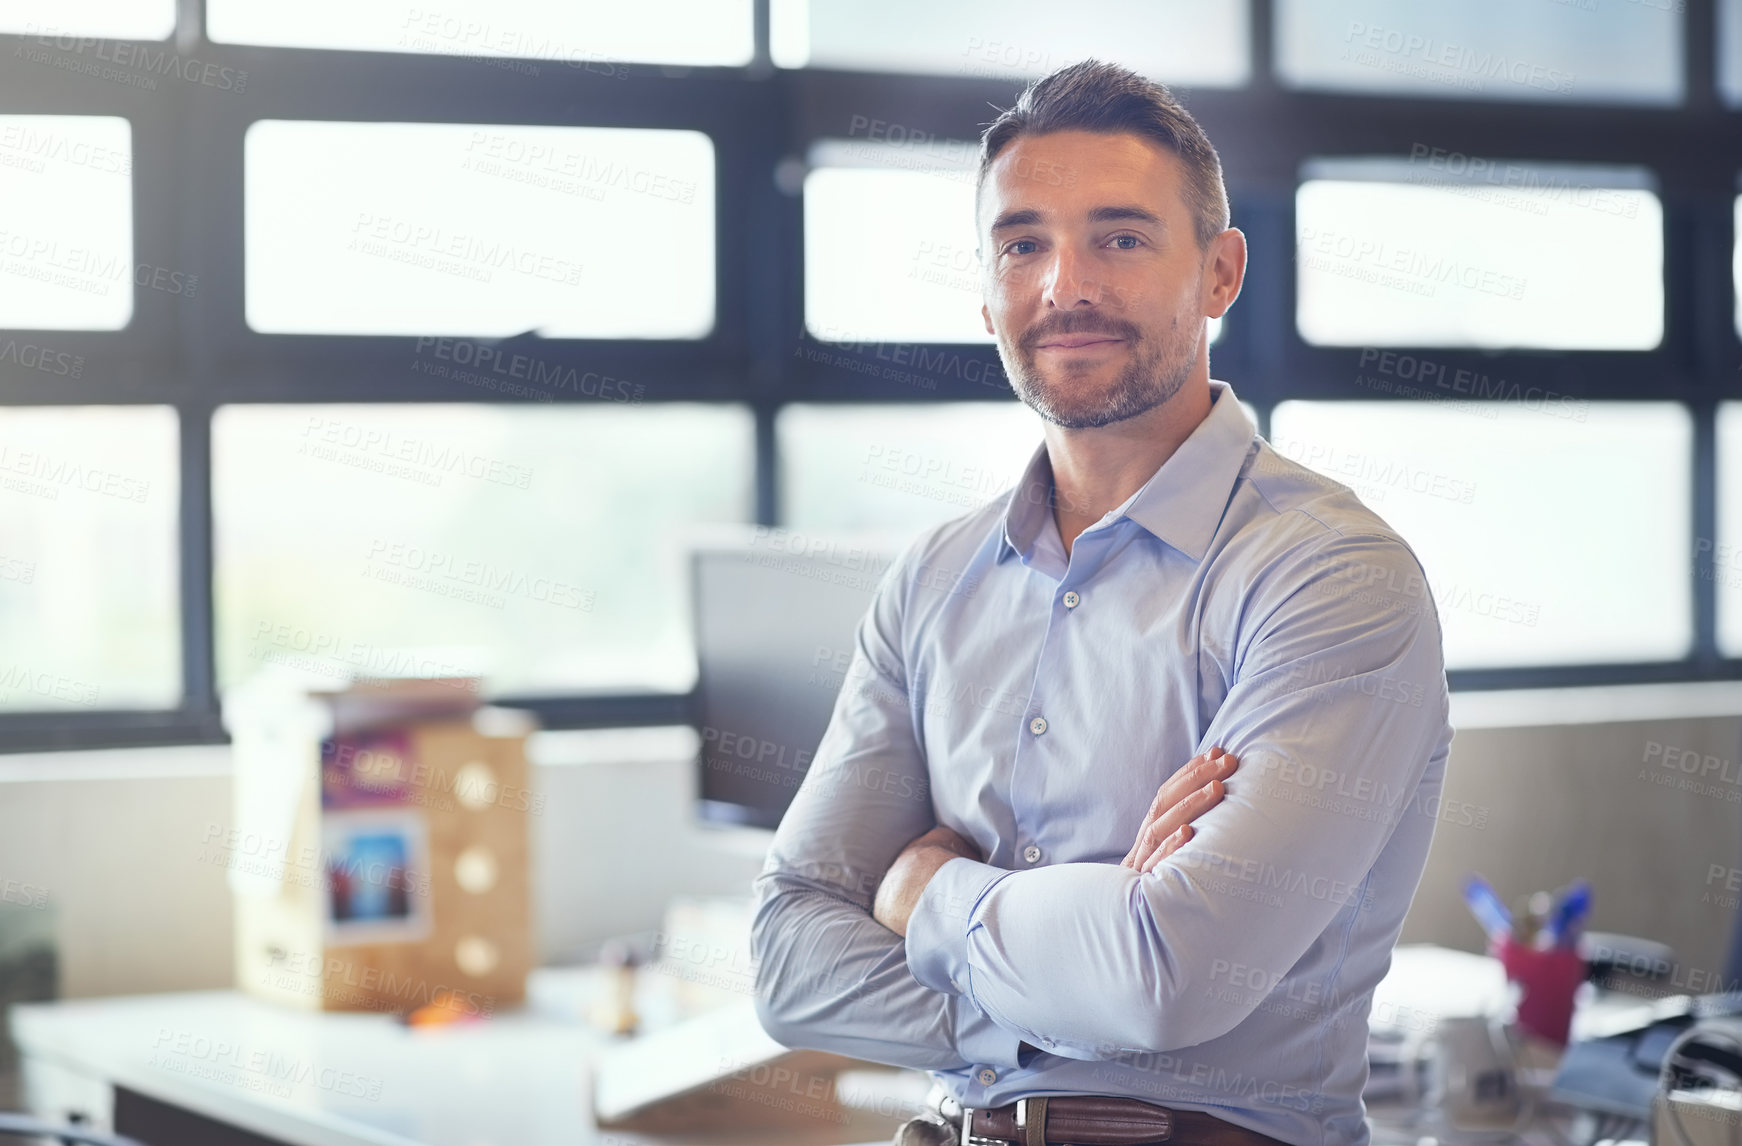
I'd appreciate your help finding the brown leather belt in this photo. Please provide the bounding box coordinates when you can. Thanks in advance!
[935,1092,1294,1146]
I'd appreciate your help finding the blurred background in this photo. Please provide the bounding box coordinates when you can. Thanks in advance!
[3,0,1742,1141]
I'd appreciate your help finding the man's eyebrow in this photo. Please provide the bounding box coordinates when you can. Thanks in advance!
[1088,204,1165,227]
[989,206,1044,232]
[988,204,1166,232]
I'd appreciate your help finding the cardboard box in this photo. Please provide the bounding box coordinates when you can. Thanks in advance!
[222,670,536,1015]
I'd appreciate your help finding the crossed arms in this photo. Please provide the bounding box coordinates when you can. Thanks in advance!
[749,530,1449,1068]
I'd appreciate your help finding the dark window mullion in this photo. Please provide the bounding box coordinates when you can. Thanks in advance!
[1695,398,1720,666]
[1687,0,1718,113]
[175,0,206,51]
[179,401,219,721]
[1250,0,1276,94]
[754,401,779,527]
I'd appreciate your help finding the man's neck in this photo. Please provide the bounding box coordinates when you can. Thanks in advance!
[1048,377,1214,557]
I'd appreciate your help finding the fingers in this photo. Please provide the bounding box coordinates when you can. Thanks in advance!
[1121,749,1216,866]
[1126,821,1196,870]
[1160,748,1232,815]
[1138,779,1225,872]
[1130,776,1225,872]
[1121,761,1190,869]
[1120,748,1234,865]
[1156,824,1193,863]
[1124,749,1239,873]
[1122,749,1229,867]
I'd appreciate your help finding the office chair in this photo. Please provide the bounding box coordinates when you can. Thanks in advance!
[0,1112,147,1145]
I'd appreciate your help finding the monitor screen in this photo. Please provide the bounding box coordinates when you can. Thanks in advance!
[690,530,904,828]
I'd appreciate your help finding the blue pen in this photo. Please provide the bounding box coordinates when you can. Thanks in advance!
[1462,874,1512,941]
[1546,880,1591,949]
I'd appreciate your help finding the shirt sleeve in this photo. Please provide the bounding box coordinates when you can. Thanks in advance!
[749,538,1032,1073]
[902,531,1451,1060]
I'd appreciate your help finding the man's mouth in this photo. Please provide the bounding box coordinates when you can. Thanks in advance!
[1036,335,1123,349]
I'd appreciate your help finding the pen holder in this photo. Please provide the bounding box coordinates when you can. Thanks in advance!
[1492,933,1585,1047]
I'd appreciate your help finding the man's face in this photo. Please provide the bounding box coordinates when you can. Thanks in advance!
[978,129,1216,429]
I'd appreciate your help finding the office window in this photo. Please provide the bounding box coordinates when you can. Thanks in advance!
[244,121,715,338]
[1296,158,1662,350]
[1735,195,1742,339]
[779,397,1255,538]
[0,115,133,332]
[212,403,754,696]
[1719,0,1742,108]
[1275,0,1682,106]
[778,402,1043,536]
[805,158,988,346]
[208,0,753,68]
[772,0,1249,87]
[0,1,175,39]
[1708,404,1742,657]
[1268,401,1691,670]
[804,146,1227,348]
[0,406,180,710]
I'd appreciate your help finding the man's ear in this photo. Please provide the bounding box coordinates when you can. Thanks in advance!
[982,302,995,336]
[1203,227,1248,320]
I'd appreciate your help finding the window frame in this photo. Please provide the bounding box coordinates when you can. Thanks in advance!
[0,0,1738,753]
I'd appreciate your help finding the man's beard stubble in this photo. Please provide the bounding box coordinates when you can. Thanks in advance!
[1001,312,1202,430]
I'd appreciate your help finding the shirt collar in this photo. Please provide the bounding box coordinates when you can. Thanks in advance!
[997,378,1255,566]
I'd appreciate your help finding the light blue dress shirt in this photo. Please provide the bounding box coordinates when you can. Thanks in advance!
[750,379,1454,1146]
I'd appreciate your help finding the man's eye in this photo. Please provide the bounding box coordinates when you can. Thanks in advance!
[1005,240,1036,256]
[1110,234,1142,249]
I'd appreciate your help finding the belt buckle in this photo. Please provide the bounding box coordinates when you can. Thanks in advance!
[958,1106,1008,1146]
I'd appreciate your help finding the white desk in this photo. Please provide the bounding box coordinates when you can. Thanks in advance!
[8,946,1660,1146]
[8,967,907,1146]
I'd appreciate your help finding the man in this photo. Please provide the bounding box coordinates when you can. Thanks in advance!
[751,58,1452,1146]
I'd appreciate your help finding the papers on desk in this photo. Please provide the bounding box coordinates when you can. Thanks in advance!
[222,664,329,898]
[1370,944,1513,1032]
[591,997,866,1134]
[592,998,781,1123]
[1364,945,1512,1106]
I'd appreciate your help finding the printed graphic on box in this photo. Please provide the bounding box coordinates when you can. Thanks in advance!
[321,807,432,945]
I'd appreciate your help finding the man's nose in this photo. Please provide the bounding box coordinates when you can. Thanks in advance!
[1041,245,1104,309]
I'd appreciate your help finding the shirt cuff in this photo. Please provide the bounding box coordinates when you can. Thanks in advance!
[904,855,1009,997]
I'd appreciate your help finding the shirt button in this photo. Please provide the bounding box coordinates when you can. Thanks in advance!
[1062,590,1080,609]
[1023,844,1042,864]
[1028,715,1047,736]
[976,1067,997,1086]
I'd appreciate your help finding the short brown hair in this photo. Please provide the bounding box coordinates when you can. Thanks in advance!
[977,58,1230,251]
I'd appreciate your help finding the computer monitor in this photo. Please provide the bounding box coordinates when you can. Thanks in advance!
[689,528,905,829]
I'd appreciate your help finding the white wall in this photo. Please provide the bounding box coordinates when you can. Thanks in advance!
[0,746,236,997]
[0,690,1737,1000]
[1405,685,1742,978]
[524,728,772,962]
[0,729,771,999]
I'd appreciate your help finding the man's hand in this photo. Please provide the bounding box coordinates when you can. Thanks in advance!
[873,748,1236,935]
[873,824,982,938]
[1120,746,1238,873]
